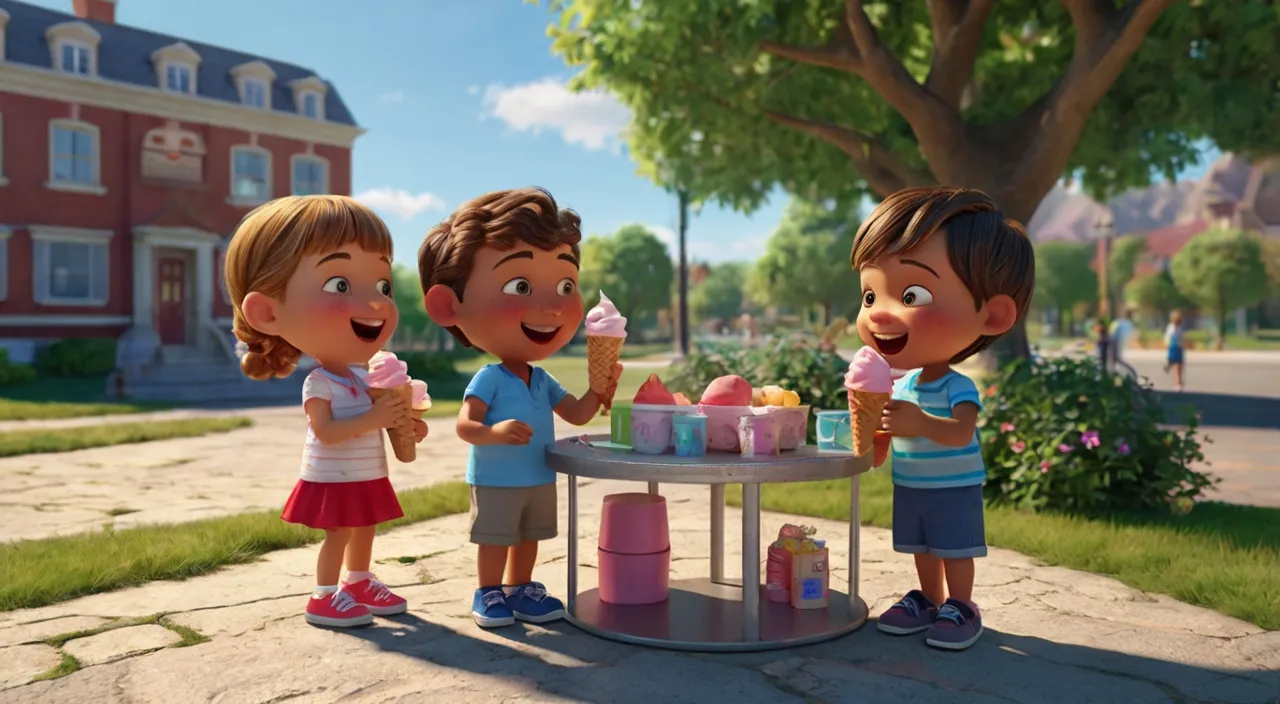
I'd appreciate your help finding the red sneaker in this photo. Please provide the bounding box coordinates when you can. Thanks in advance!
[342,577,408,616]
[304,590,373,627]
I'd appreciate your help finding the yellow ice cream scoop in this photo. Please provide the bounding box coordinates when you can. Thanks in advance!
[781,389,801,407]
[761,385,786,406]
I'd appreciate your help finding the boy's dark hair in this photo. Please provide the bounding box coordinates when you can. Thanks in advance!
[418,187,583,348]
[851,186,1036,363]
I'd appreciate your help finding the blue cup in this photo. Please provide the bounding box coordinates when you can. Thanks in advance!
[815,410,853,451]
[673,413,708,457]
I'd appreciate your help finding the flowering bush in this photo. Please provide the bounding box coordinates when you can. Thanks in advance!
[981,356,1215,514]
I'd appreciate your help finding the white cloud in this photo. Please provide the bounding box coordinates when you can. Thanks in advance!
[644,225,676,250]
[378,90,404,104]
[354,188,446,220]
[482,77,630,152]
[466,85,481,96]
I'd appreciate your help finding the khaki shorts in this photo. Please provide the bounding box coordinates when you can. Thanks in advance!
[469,483,558,546]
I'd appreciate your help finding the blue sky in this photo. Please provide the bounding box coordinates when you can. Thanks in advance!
[31,0,1219,266]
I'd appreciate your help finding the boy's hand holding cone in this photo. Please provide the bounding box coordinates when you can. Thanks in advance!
[844,347,894,458]
[584,291,628,414]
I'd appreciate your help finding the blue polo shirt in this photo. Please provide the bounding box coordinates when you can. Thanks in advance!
[889,369,986,489]
[464,363,568,487]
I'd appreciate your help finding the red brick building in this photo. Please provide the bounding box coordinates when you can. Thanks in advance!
[0,0,361,398]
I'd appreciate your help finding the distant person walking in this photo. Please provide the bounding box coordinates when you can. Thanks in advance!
[1164,310,1186,392]
[1108,310,1137,376]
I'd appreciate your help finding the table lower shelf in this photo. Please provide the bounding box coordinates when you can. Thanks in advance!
[566,577,868,653]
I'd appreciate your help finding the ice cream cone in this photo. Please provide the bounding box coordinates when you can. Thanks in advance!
[369,384,417,462]
[847,390,891,457]
[588,334,624,412]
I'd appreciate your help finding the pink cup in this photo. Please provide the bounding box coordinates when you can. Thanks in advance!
[598,493,669,555]
[598,547,671,605]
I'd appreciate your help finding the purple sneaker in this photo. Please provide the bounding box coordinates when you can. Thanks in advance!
[925,598,984,650]
[877,590,938,635]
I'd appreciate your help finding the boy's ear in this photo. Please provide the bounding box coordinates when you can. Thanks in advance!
[981,294,1018,337]
[424,284,460,327]
[241,292,281,335]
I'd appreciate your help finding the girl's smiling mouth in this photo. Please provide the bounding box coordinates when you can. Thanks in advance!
[350,318,385,342]
[872,332,909,356]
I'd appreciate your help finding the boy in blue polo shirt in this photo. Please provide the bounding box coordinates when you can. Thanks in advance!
[853,187,1035,651]
[420,188,621,628]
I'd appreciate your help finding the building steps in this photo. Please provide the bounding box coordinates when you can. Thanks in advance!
[113,345,307,404]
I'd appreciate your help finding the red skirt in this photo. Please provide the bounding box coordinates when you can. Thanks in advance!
[281,477,404,529]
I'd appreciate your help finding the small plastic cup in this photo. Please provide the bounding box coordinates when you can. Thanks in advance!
[673,413,708,457]
[611,404,633,446]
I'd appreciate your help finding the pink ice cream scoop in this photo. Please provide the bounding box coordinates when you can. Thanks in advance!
[585,291,628,338]
[844,347,893,394]
[410,379,431,410]
[367,351,411,388]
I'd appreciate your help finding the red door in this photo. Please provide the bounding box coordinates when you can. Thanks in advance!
[156,257,187,345]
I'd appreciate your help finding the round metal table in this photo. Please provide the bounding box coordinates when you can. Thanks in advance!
[547,434,872,653]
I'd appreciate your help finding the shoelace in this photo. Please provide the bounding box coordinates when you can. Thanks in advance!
[481,590,506,608]
[330,590,360,613]
[894,595,921,618]
[935,603,967,626]
[522,584,548,602]
[367,578,393,602]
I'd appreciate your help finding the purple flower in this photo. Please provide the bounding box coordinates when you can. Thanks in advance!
[1081,430,1101,449]
[1010,440,1026,454]
[1040,460,1051,474]
[1000,422,1015,433]
[1118,443,1130,456]
[1058,443,1072,453]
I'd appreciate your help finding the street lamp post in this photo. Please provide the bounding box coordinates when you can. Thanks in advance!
[1095,213,1116,371]
[676,188,690,358]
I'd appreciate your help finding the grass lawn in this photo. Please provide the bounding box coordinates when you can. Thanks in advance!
[726,466,1280,630]
[0,417,253,458]
[1,375,169,420]
[0,481,470,612]
[0,398,157,422]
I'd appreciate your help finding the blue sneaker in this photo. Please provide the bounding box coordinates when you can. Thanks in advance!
[471,587,515,628]
[505,582,566,623]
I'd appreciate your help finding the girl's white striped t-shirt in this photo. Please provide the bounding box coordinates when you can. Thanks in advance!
[299,367,388,483]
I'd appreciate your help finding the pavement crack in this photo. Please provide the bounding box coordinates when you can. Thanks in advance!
[993,636,1198,703]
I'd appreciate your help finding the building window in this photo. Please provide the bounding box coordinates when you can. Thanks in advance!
[0,228,9,302]
[291,156,328,196]
[230,146,271,204]
[165,63,193,93]
[0,112,6,186]
[48,120,103,193]
[302,92,320,119]
[242,78,266,108]
[58,41,93,75]
[30,227,113,306]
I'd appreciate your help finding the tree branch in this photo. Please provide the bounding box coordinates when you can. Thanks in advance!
[923,0,995,109]
[759,19,860,74]
[764,111,934,196]
[842,0,944,127]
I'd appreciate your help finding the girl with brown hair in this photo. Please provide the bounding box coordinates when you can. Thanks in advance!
[225,195,427,628]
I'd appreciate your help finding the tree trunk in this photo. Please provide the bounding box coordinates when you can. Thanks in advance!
[676,188,691,358]
[1217,298,1228,351]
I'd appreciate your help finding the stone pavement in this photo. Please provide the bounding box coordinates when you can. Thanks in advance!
[1,475,1277,704]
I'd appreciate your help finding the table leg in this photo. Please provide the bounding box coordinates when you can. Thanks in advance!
[709,484,725,584]
[741,482,761,642]
[647,482,659,495]
[567,474,578,612]
[849,473,860,605]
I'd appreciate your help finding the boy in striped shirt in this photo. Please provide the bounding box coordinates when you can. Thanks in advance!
[853,187,1035,651]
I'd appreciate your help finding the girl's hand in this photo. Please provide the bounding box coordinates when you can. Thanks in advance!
[369,392,407,429]
[413,418,428,443]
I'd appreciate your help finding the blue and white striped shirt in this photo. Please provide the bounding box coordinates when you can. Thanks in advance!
[890,369,986,489]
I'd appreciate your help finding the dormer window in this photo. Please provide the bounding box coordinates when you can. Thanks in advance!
[289,76,328,121]
[151,42,201,95]
[45,21,101,77]
[0,8,10,63]
[230,60,277,110]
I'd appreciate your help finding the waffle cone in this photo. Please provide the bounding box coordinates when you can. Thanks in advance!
[848,390,892,457]
[588,334,625,411]
[369,384,417,462]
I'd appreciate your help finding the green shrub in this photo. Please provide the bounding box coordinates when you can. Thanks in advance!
[981,356,1214,514]
[401,352,459,381]
[0,349,37,388]
[35,338,117,378]
[666,336,848,443]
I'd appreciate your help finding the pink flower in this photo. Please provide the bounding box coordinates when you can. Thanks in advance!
[1040,460,1051,474]
[985,385,998,398]
[1119,443,1130,455]
[1081,430,1101,449]
[1000,422,1015,433]
[1058,443,1072,453]
[1010,440,1026,454]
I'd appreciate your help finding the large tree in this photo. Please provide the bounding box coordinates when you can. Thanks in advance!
[1033,240,1097,335]
[544,0,1280,360]
[752,199,860,325]
[1124,269,1189,318]
[391,264,436,345]
[1170,229,1269,345]
[1108,234,1148,307]
[580,224,676,323]
[690,261,749,325]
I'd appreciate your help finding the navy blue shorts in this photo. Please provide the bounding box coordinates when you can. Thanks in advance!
[1167,346,1184,365]
[892,484,987,559]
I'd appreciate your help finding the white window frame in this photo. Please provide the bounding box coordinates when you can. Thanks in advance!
[0,226,10,302]
[0,112,7,187]
[0,9,9,63]
[56,39,94,75]
[46,119,106,195]
[29,225,114,307]
[300,91,322,120]
[163,62,195,94]
[289,154,329,196]
[228,145,272,207]
[241,77,267,109]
